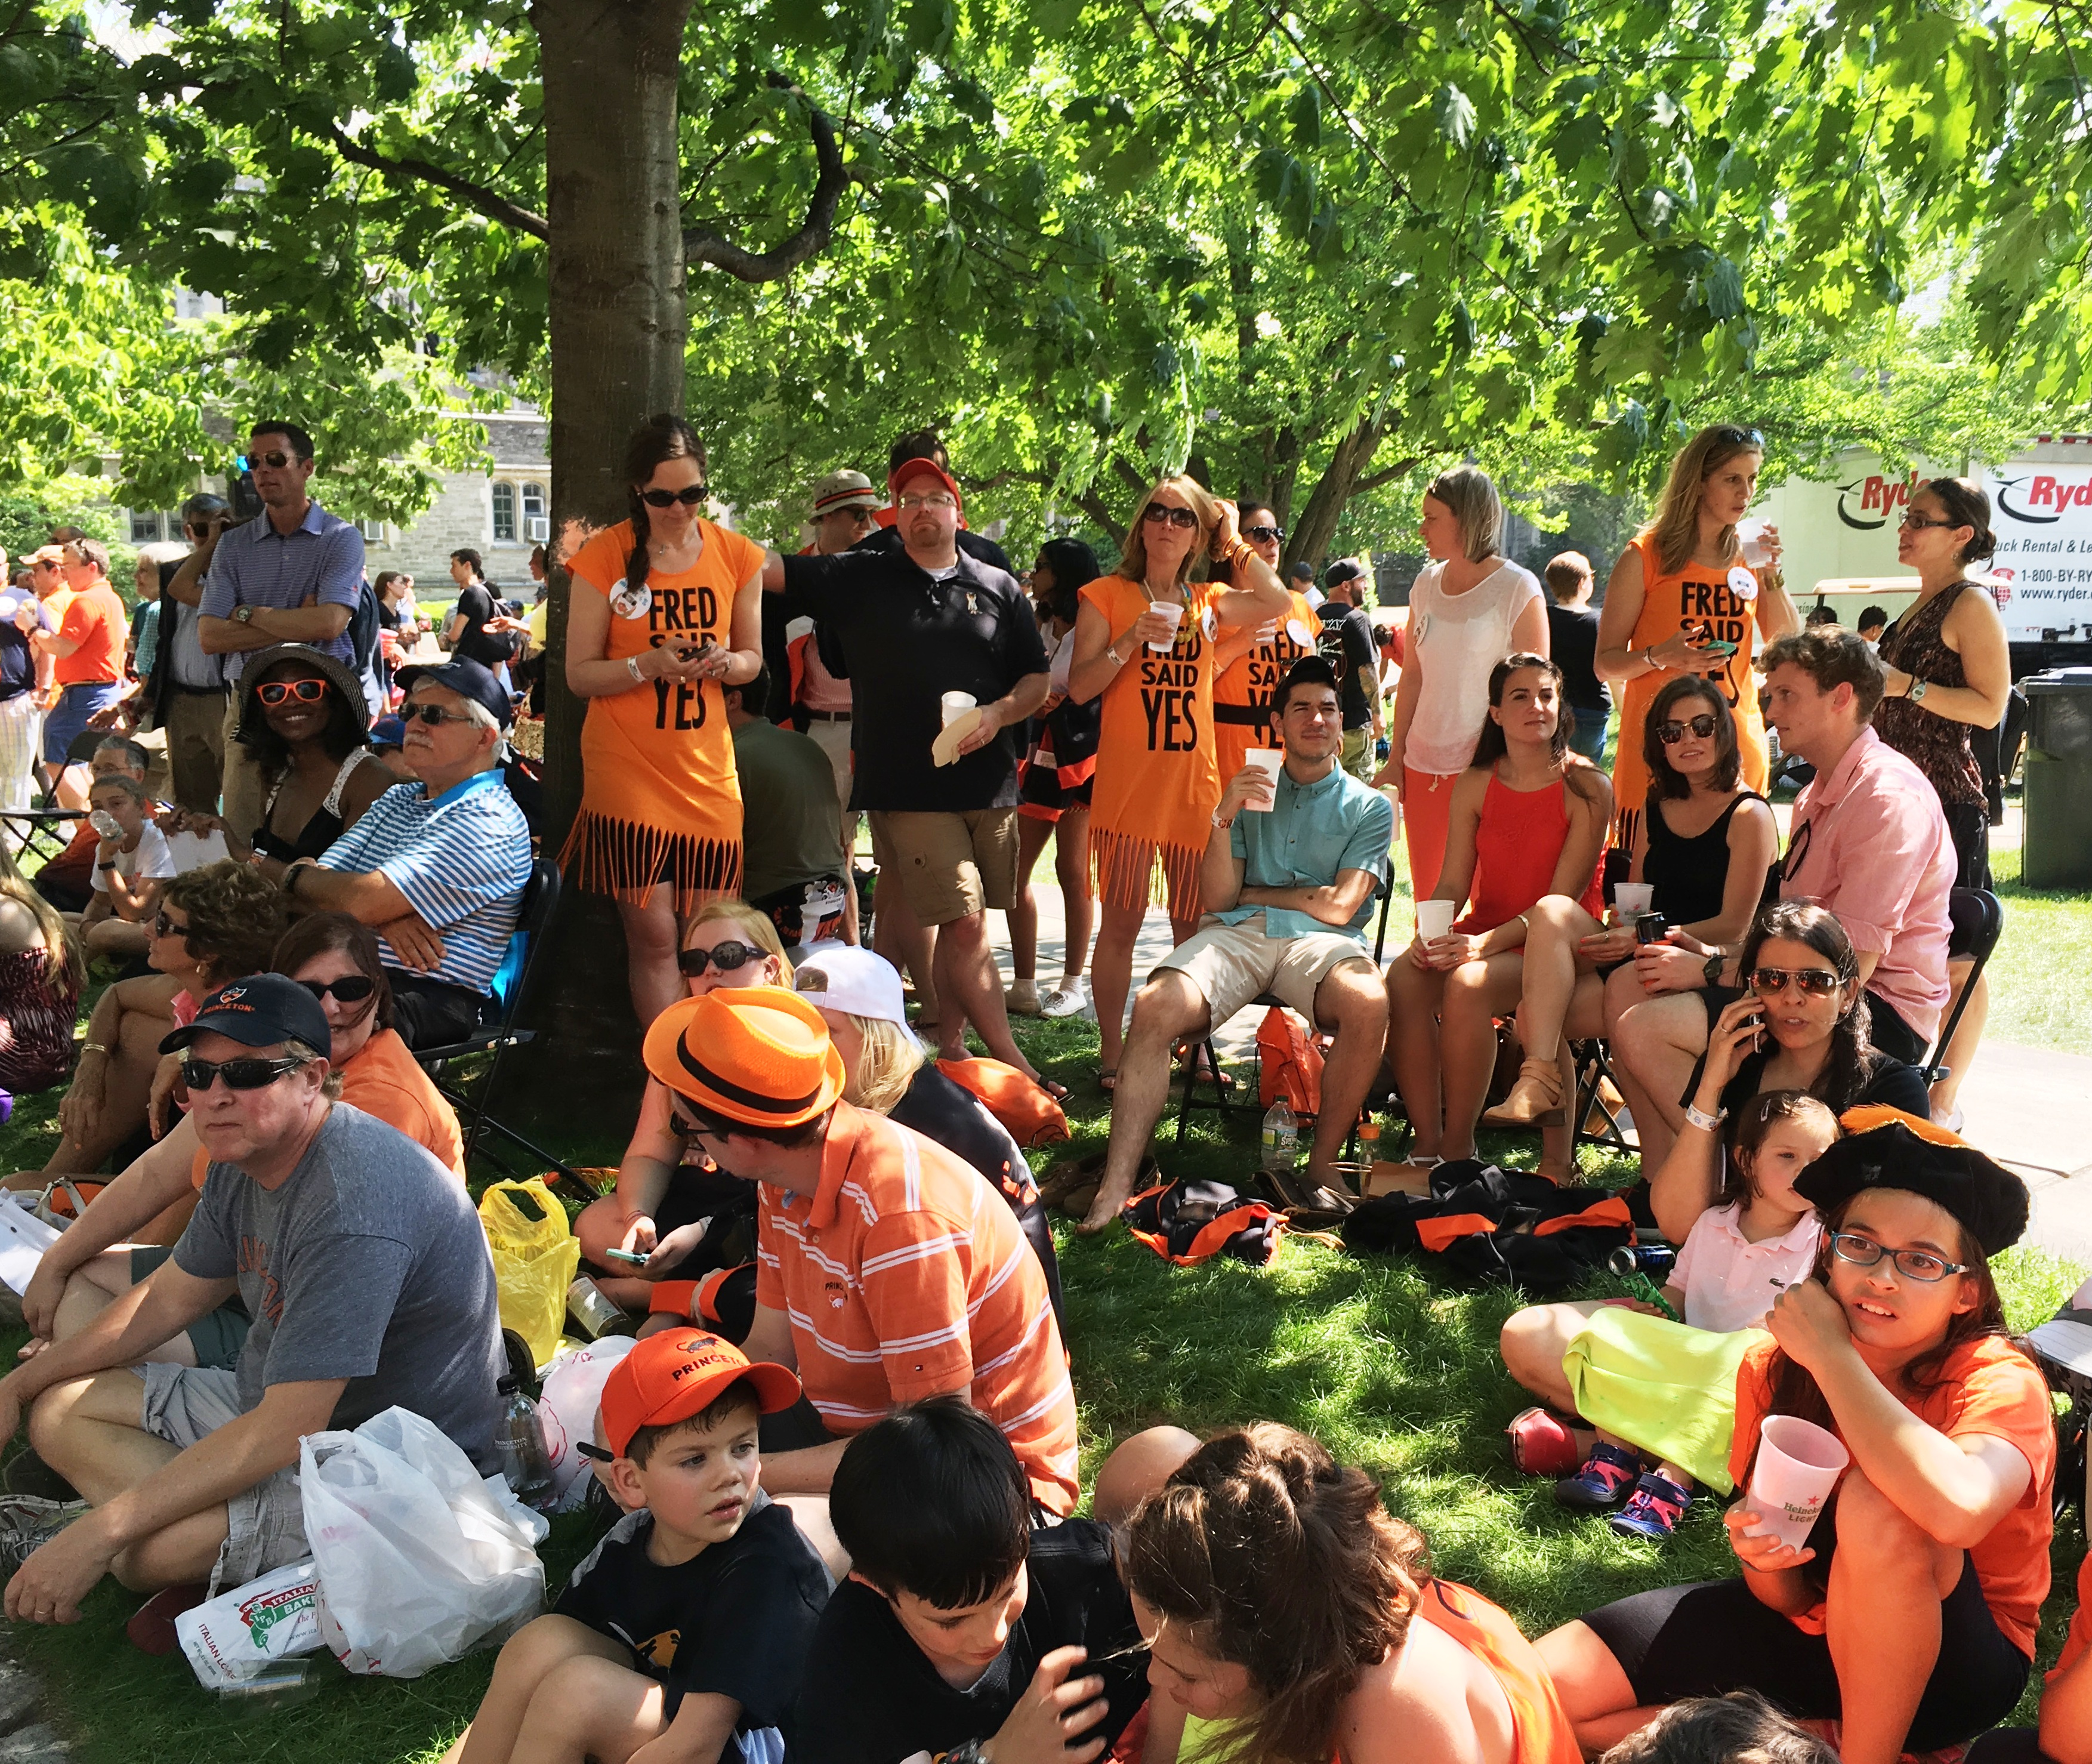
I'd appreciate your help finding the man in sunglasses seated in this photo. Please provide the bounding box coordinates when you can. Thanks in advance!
[283,658,533,1049]
[191,420,366,838]
[759,455,1056,1096]
[0,975,504,1632]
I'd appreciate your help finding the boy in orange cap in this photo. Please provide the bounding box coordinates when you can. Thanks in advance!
[443,1330,830,1764]
[642,985,1080,1516]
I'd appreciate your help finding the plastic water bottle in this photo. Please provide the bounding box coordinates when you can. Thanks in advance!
[1260,1098,1299,1178]
[495,1376,555,1510]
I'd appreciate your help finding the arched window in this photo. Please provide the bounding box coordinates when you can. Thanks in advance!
[490,481,516,542]
[522,481,548,542]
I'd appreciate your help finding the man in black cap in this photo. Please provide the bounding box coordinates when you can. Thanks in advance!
[0,975,504,1627]
[282,658,533,1048]
[1318,559,1381,779]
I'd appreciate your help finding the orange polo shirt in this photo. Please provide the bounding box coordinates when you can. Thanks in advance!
[55,582,125,686]
[754,1102,1078,1513]
[189,1028,466,1188]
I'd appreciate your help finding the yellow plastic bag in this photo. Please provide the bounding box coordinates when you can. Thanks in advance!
[478,1179,581,1370]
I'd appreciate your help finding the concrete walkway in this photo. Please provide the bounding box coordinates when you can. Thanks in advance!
[990,889,2092,1275]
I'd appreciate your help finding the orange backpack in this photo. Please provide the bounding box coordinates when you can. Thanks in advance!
[935,1057,1070,1147]
[1256,1006,1323,1118]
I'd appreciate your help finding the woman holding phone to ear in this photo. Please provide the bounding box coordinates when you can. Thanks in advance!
[1595,425,1799,855]
[563,414,766,1028]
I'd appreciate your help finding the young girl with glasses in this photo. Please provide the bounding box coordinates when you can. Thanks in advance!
[573,901,789,1316]
[1643,902,1930,1243]
[1540,1114,2051,1764]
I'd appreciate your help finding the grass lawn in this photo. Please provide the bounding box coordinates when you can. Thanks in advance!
[0,1004,2082,1764]
[1976,810,2092,1055]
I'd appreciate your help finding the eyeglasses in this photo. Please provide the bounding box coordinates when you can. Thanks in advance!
[1657,714,1719,744]
[299,974,376,1004]
[180,1054,311,1093]
[1829,1231,1966,1284]
[1244,524,1283,543]
[640,485,708,508]
[152,910,190,940]
[1748,966,1847,998]
[1708,426,1764,449]
[246,450,301,470]
[402,701,475,726]
[896,492,958,511]
[1898,515,1960,531]
[1141,504,1201,531]
[256,679,330,707]
[677,940,768,977]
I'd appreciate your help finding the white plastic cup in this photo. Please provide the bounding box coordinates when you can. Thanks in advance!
[1736,518,1773,568]
[1416,899,1456,943]
[1146,602,1184,652]
[940,691,977,729]
[1744,1414,1850,1551]
[1613,882,1655,920]
[1242,749,1282,810]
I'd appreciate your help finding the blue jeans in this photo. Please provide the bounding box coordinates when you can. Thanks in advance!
[1566,711,1608,764]
[42,681,121,764]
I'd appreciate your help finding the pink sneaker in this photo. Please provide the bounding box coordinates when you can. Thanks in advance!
[1505,1407,1580,1477]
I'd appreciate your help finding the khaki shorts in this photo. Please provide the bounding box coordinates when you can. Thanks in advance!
[869,809,1019,927]
[141,1362,307,1596]
[1156,912,1377,1028]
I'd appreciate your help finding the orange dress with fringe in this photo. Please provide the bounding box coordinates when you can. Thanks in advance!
[1081,573,1233,917]
[560,517,760,911]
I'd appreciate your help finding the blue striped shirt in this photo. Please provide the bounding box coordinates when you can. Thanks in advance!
[199,499,365,680]
[317,770,532,995]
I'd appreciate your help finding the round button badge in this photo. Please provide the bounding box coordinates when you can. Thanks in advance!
[1727,566,1758,603]
[609,579,653,620]
[1286,618,1313,647]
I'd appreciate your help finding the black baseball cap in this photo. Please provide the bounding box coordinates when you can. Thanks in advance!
[1324,557,1368,589]
[397,658,513,729]
[1289,560,1315,582]
[161,974,332,1057]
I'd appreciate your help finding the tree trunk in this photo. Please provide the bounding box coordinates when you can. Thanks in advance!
[505,0,698,1126]
[1286,415,1383,572]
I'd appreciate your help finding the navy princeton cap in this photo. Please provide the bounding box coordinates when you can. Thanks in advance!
[161,974,333,1058]
[397,656,514,729]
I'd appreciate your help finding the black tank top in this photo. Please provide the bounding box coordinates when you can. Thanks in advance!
[1643,791,1766,928]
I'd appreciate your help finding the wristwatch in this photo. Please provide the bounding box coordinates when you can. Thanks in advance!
[234,604,256,625]
[1907,677,1929,702]
[1702,952,1725,985]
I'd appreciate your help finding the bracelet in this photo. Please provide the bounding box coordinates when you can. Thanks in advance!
[281,858,312,896]
[625,655,644,684]
[1105,643,1127,668]
[1211,809,1233,831]
[1683,1102,1727,1133]
[95,861,116,871]
[80,1042,110,1057]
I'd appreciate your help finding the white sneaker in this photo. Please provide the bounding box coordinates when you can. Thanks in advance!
[1039,979,1091,1019]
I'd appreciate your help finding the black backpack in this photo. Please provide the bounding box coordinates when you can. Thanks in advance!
[1342,1159,1633,1294]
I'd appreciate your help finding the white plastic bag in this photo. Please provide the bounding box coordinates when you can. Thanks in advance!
[303,1405,548,1678]
[537,1334,637,1510]
[176,1559,323,1689]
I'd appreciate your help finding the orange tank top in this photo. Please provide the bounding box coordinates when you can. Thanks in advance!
[1080,573,1232,905]
[563,517,760,875]
[1413,1579,1583,1764]
[1211,590,1324,785]
[1610,534,1770,849]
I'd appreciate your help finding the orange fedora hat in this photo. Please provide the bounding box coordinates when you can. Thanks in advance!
[642,985,845,1128]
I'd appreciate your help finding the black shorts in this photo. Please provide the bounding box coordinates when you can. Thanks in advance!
[1861,989,1929,1066]
[1579,1552,2028,1753]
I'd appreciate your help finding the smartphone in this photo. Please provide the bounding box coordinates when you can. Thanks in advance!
[1699,639,1740,658]
[601,1247,649,1266]
[1634,912,1669,945]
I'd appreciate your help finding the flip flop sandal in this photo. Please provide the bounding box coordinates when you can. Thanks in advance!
[1096,1068,1118,1094]
[1036,1078,1070,1103]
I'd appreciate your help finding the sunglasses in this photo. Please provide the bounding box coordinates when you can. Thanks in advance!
[1708,426,1764,450]
[300,974,376,1004]
[1244,524,1283,543]
[1748,966,1846,998]
[1141,504,1201,531]
[180,1054,310,1093]
[402,701,476,726]
[1657,714,1719,744]
[152,910,190,940]
[256,678,330,707]
[640,485,708,508]
[1829,1231,1965,1284]
[677,940,768,977]
[246,450,303,470]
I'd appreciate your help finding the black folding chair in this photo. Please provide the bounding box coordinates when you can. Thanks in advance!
[35,729,104,812]
[1919,886,2004,1087]
[0,807,81,868]
[413,855,584,1188]
[1172,874,1394,1144]
[1570,1038,1635,1159]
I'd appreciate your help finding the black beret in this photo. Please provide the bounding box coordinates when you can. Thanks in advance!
[1795,1107,2029,1259]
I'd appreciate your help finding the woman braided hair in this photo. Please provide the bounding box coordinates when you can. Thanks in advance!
[621,413,709,606]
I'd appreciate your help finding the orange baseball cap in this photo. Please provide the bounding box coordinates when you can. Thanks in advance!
[595,1328,801,1460]
[642,985,845,1129]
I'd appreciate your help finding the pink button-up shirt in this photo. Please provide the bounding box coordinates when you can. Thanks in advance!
[1780,724,1954,1044]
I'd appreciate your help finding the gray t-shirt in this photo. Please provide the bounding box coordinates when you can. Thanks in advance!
[172,1103,505,1472]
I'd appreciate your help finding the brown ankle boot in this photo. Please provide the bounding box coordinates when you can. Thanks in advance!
[1483,1056,1565,1126]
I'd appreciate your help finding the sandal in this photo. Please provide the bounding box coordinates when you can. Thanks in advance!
[1554,1442,1642,1512]
[1096,1068,1118,1094]
[1035,1077,1070,1103]
[1609,1472,1693,1541]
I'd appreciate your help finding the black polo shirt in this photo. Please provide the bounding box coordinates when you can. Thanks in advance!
[778,546,1048,812]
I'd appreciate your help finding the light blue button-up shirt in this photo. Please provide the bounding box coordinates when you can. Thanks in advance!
[1214,761,1393,942]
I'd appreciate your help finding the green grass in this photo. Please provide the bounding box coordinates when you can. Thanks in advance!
[0,1001,2084,1760]
[1977,811,2092,1055]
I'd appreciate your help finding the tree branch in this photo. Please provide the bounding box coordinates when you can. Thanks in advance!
[325,122,548,239]
[1352,455,1422,496]
[683,76,846,282]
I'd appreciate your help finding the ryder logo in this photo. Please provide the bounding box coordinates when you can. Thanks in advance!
[1992,474,2092,524]
[1834,473,1919,531]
